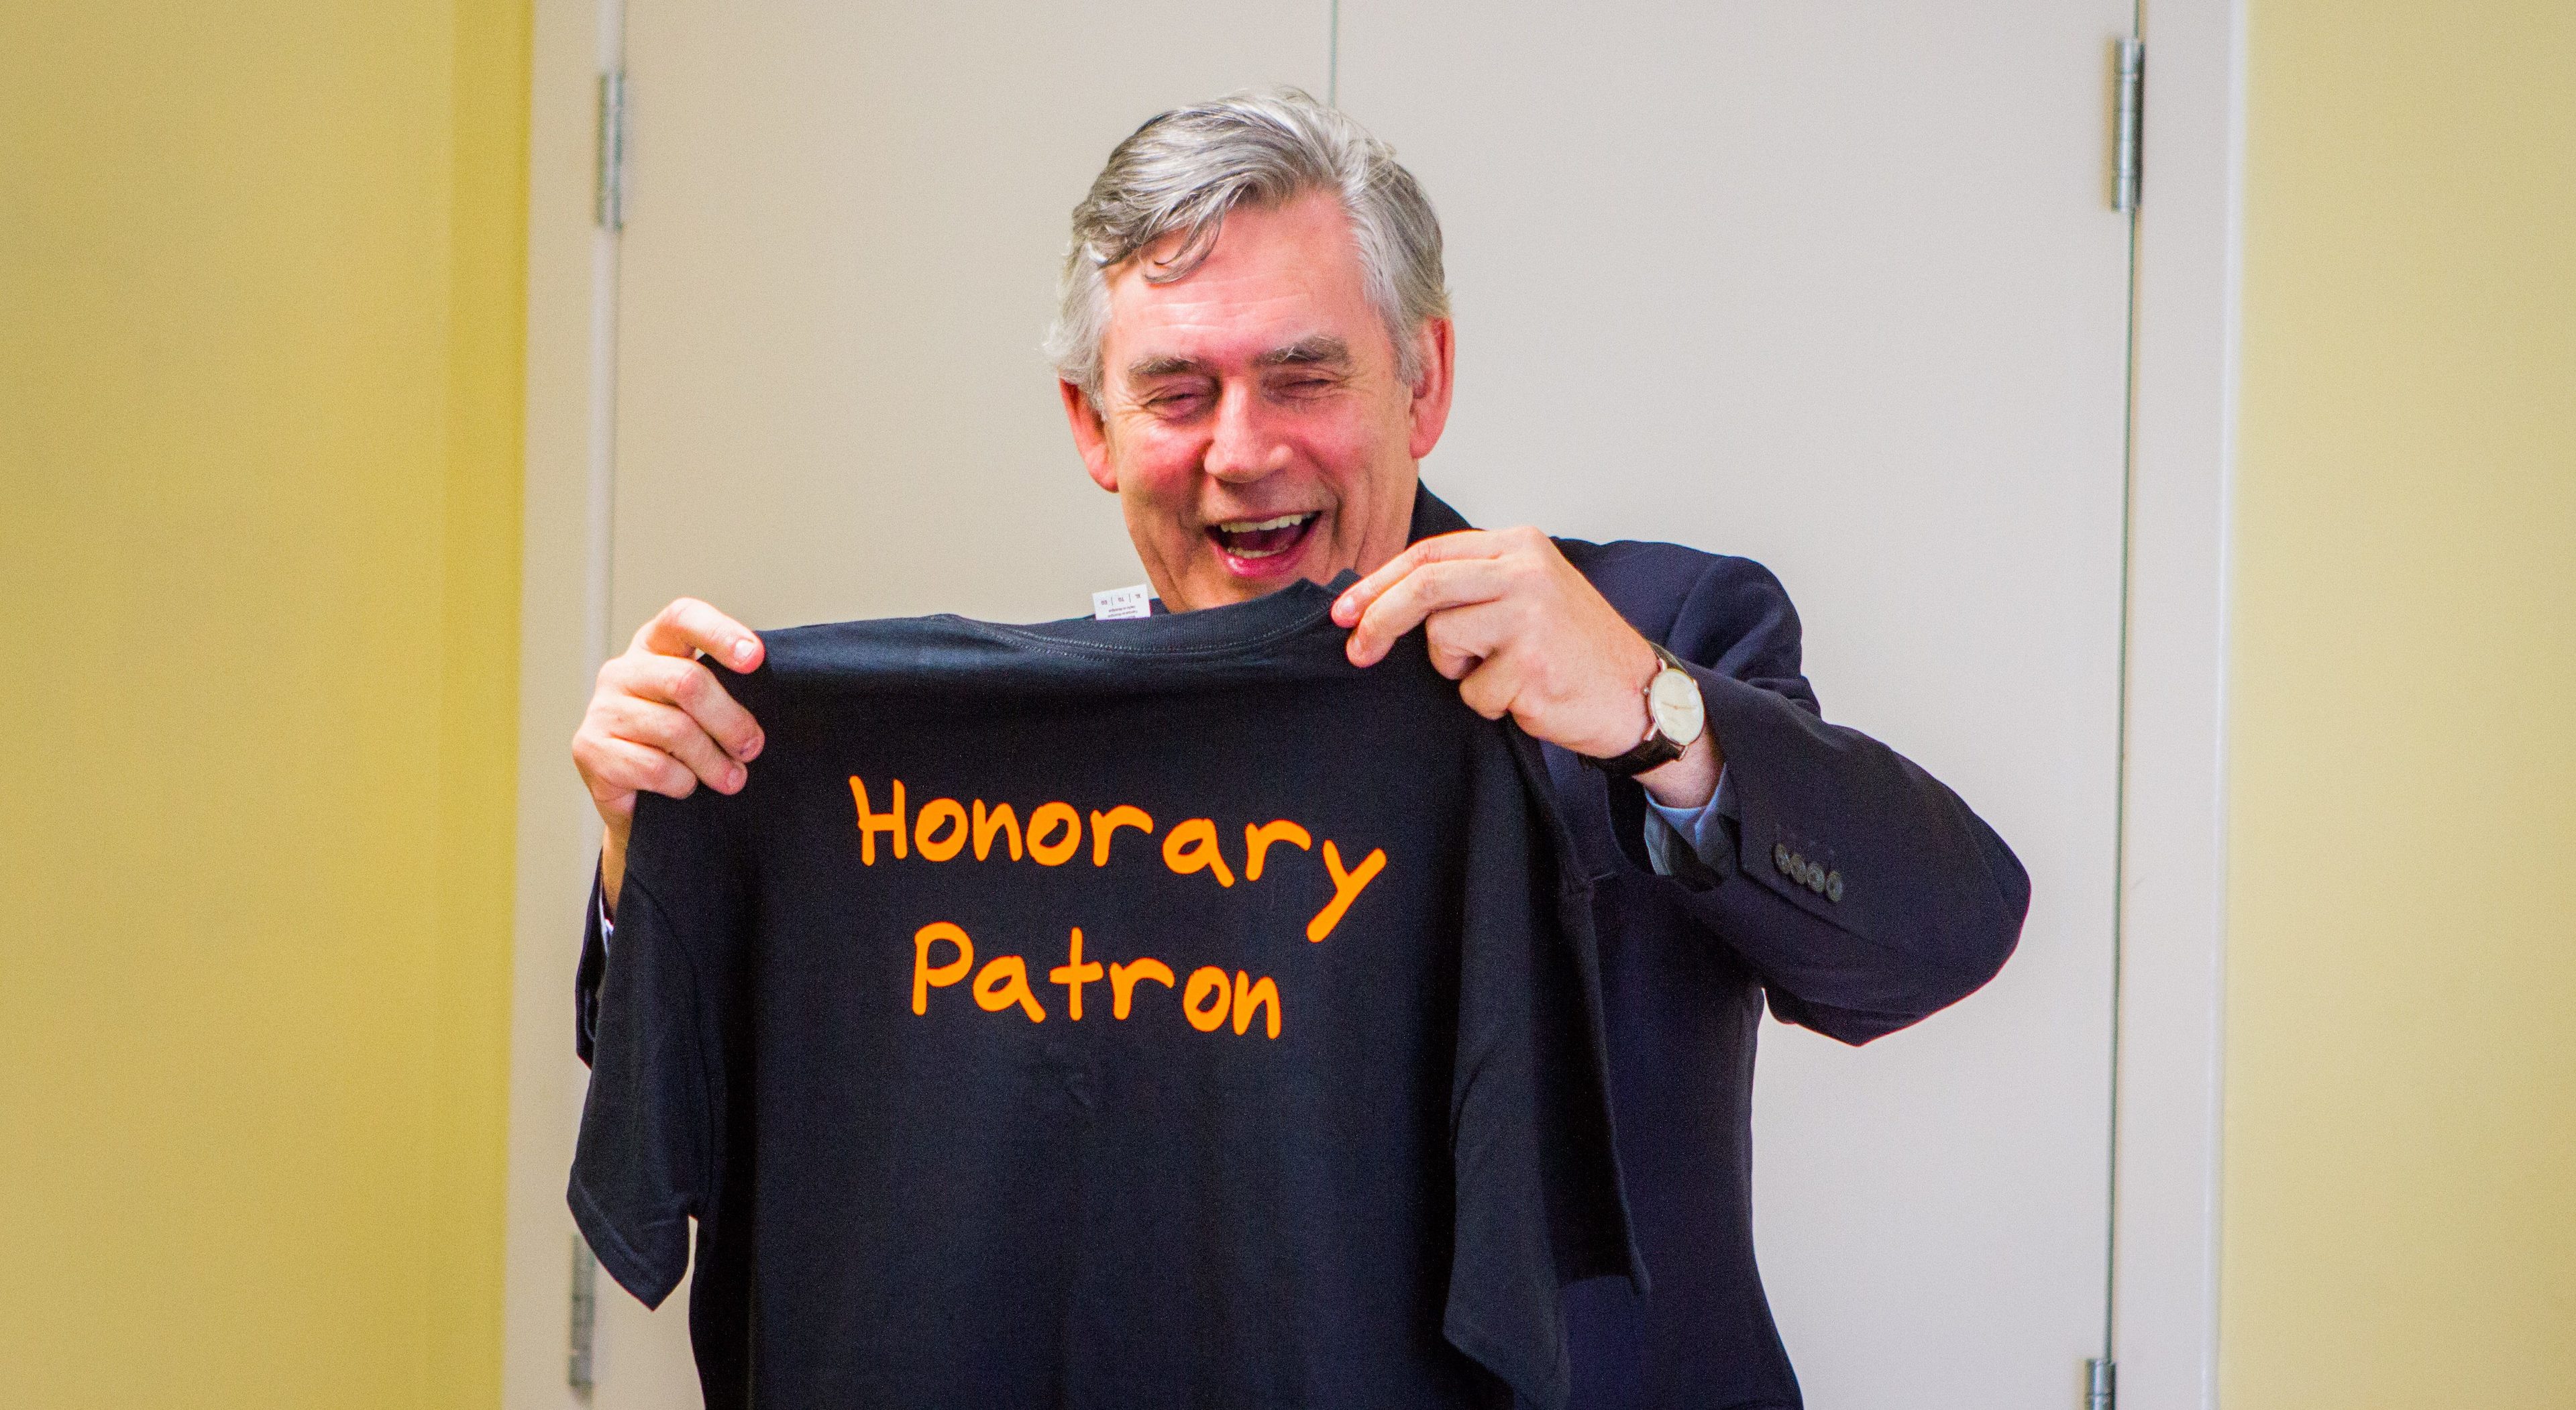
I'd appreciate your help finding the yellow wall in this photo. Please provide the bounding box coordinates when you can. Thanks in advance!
[0,3,528,1406]
[2226,2,2576,1405]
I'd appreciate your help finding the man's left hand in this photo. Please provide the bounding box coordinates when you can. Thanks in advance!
[1332,527,1723,809]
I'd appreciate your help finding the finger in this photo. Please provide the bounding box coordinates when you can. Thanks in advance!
[635,597,763,673]
[1421,600,1512,681]
[606,696,746,794]
[1426,639,1483,682]
[1346,557,1513,667]
[621,654,766,762]
[1330,530,1507,626]
[582,733,700,809]
[1456,655,1523,722]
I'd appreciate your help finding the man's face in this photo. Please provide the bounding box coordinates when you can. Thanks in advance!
[1061,190,1454,612]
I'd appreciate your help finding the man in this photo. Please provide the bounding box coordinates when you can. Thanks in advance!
[573,90,2025,1409]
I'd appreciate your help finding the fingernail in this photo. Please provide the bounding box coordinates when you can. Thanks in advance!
[733,639,757,665]
[740,735,763,761]
[728,765,746,790]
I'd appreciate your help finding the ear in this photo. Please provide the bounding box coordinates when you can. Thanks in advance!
[1059,378,1119,492]
[1405,317,1456,462]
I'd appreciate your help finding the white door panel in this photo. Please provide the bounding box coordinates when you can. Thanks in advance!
[612,2,1331,633]
[1338,5,2131,1406]
[592,1265,702,1410]
[602,4,2131,1406]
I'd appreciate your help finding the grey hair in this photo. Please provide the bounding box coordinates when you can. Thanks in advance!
[1044,87,1449,401]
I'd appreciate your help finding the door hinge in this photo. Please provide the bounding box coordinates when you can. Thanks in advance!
[2086,1356,2116,1410]
[568,1236,599,1397]
[2112,38,2144,213]
[596,70,628,231]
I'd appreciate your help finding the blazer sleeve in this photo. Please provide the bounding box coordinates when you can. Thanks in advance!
[1605,555,2029,1044]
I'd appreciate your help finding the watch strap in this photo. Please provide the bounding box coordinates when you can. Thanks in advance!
[1591,728,1687,777]
[1585,643,1695,777]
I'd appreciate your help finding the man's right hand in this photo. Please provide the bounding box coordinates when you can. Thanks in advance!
[574,597,768,910]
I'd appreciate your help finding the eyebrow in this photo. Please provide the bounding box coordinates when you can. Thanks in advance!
[1255,336,1351,370]
[1126,354,1208,380]
[1124,336,1353,382]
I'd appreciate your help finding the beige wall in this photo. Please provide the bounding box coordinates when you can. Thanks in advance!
[0,3,528,1405]
[2224,2,2576,1405]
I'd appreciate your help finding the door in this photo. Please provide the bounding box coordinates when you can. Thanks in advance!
[594,4,2133,1406]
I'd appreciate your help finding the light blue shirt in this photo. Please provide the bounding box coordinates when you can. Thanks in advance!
[1642,767,1735,878]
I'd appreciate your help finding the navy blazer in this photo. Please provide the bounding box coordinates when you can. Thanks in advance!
[576,483,2027,1410]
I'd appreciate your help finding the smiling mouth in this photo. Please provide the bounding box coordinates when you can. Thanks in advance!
[1208,512,1320,567]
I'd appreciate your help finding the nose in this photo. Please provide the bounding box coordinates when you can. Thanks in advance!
[1203,380,1288,484]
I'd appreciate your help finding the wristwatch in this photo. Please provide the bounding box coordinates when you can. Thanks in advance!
[1587,643,1707,777]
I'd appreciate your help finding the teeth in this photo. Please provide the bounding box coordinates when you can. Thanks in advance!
[1215,512,1315,534]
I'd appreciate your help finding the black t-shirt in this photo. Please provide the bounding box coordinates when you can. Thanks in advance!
[570,576,1642,1410]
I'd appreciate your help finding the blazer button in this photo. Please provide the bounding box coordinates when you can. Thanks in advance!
[1806,862,1827,893]
[1774,843,1794,874]
[1825,871,1844,903]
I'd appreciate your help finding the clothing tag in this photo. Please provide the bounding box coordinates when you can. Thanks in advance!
[1091,584,1153,620]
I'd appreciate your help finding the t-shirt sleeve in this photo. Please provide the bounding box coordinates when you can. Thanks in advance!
[1441,725,1646,1410]
[568,788,740,1309]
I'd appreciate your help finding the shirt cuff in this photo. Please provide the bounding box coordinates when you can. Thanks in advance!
[598,891,614,952]
[1642,766,1735,877]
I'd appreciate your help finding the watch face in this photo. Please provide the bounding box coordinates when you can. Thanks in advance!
[1648,665,1707,745]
